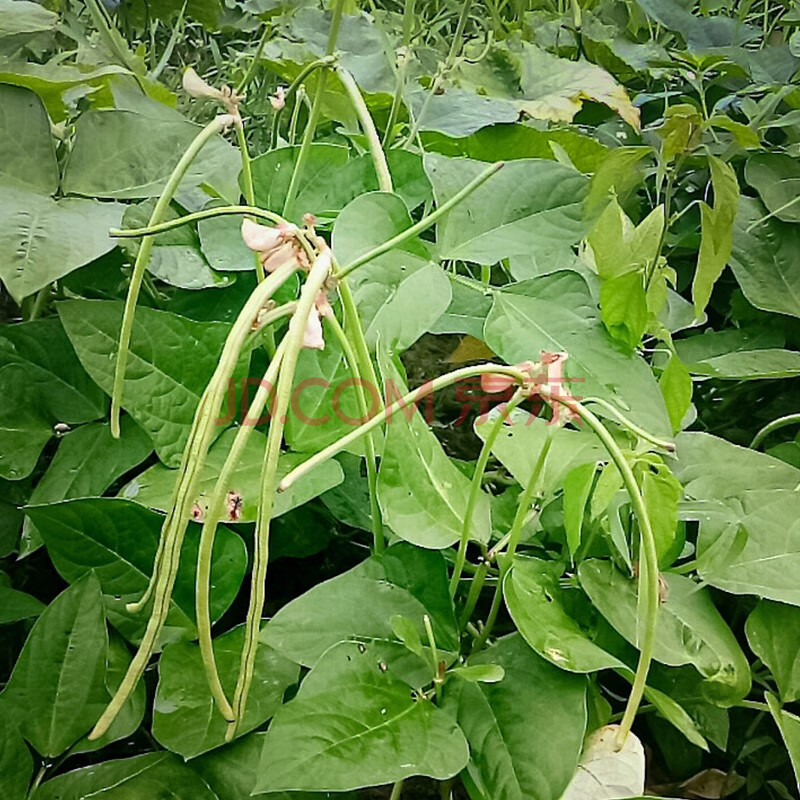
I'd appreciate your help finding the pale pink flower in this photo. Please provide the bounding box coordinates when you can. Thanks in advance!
[302,307,325,350]
[269,86,286,111]
[241,219,299,272]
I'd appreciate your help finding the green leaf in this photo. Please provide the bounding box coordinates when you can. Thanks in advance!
[766,693,800,795]
[193,731,351,800]
[745,153,800,223]
[685,349,800,380]
[563,462,597,558]
[730,197,800,318]
[600,270,648,349]
[449,664,506,683]
[692,156,739,316]
[264,543,458,684]
[252,145,430,221]
[0,0,57,36]
[505,556,625,673]
[640,455,683,565]
[32,753,218,800]
[442,634,587,800]
[21,418,152,556]
[124,426,343,522]
[333,192,451,351]
[0,187,124,303]
[253,641,469,793]
[587,200,664,280]
[62,108,239,201]
[0,573,108,757]
[0,85,58,193]
[0,62,127,123]
[659,354,692,433]
[198,213,256,273]
[484,273,671,436]
[409,88,519,137]
[0,586,45,624]
[71,632,146,755]
[390,614,424,658]
[579,560,751,704]
[377,356,490,549]
[746,601,800,703]
[425,154,589,265]
[58,300,241,467]
[422,123,610,174]
[585,146,650,216]
[479,413,607,500]
[0,716,32,800]
[0,364,53,480]
[121,201,232,290]
[0,317,107,423]
[559,725,645,800]
[26,498,246,646]
[153,624,299,758]
[430,276,493,338]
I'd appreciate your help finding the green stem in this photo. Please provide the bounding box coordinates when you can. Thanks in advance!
[228,249,333,740]
[196,335,289,722]
[450,391,524,599]
[277,364,527,492]
[235,123,266,284]
[270,57,336,150]
[423,614,442,701]
[458,561,490,629]
[389,780,404,800]
[110,114,234,438]
[336,161,504,279]
[583,397,675,452]
[324,315,384,553]
[550,391,660,750]
[403,0,473,146]
[111,205,288,238]
[236,24,271,95]
[383,0,415,147]
[750,413,800,449]
[473,433,553,651]
[337,66,393,193]
[282,0,346,217]
[89,260,298,740]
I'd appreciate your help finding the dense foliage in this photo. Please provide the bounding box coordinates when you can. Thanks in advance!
[2,0,800,797]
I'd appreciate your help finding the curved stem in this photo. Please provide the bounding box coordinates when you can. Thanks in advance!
[282,0,346,217]
[235,123,266,285]
[337,66,393,193]
[473,432,553,651]
[111,204,288,238]
[750,413,800,449]
[110,114,234,437]
[583,397,675,452]
[450,391,524,599]
[550,391,660,750]
[270,57,336,150]
[277,364,527,493]
[324,315,384,553]
[335,161,504,279]
[228,250,332,740]
[382,0,415,147]
[196,336,289,722]
[90,261,297,740]
[236,23,271,95]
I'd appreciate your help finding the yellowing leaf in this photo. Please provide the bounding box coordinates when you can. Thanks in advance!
[518,44,640,130]
[446,335,496,364]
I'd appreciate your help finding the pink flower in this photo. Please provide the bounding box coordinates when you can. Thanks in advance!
[241,219,299,272]
[269,86,286,111]
[302,307,325,349]
[481,361,536,394]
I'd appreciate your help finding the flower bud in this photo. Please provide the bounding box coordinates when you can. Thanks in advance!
[183,67,226,102]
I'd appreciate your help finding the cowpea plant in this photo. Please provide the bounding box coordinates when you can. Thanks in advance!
[3,0,800,798]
